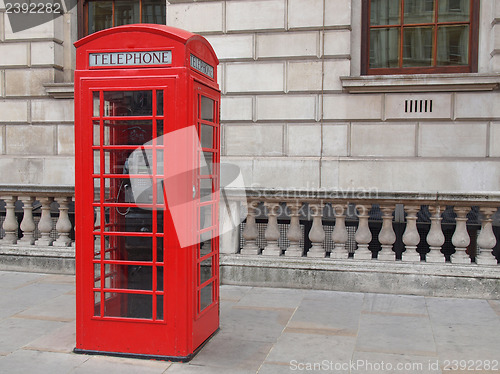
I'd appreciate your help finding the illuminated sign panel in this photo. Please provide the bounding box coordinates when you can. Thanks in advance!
[190,54,214,78]
[89,50,172,67]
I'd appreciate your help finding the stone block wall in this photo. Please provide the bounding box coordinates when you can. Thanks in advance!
[166,0,500,193]
[0,0,499,193]
[0,4,75,185]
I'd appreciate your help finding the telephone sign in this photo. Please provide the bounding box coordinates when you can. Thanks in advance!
[74,24,220,361]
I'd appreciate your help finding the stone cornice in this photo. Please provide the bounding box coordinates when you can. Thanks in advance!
[341,73,500,93]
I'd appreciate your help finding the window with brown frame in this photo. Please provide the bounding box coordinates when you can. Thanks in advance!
[361,0,479,75]
[78,0,166,37]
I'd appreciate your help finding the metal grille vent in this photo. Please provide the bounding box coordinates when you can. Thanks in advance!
[405,99,432,113]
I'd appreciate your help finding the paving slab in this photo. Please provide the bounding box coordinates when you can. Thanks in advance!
[356,313,437,356]
[72,354,171,374]
[0,317,65,355]
[188,333,273,372]
[351,351,443,374]
[288,290,363,334]
[235,286,305,309]
[265,331,357,365]
[362,293,428,316]
[0,349,87,374]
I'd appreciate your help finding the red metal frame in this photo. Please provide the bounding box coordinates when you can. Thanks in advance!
[74,24,220,361]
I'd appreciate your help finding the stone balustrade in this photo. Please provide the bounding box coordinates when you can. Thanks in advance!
[0,186,75,273]
[225,189,500,266]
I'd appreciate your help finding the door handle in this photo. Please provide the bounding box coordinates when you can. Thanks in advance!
[192,185,196,199]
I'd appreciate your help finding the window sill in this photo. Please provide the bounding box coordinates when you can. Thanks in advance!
[341,73,500,93]
[44,83,75,99]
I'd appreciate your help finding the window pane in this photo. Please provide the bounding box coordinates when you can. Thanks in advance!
[438,0,469,22]
[200,282,213,312]
[103,91,153,117]
[200,124,214,149]
[437,25,469,65]
[404,0,434,24]
[403,27,434,67]
[201,96,214,122]
[143,0,166,24]
[370,28,400,68]
[88,1,112,34]
[114,0,140,26]
[370,0,400,25]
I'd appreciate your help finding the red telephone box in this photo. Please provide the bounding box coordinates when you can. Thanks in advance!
[73,24,220,361]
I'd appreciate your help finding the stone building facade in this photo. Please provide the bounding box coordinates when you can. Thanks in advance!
[0,0,499,193]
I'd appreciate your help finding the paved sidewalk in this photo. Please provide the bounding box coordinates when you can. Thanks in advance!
[0,270,499,373]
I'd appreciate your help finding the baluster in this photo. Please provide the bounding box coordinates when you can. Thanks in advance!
[262,202,281,256]
[378,205,396,261]
[354,204,372,260]
[19,196,36,245]
[241,200,260,255]
[35,197,54,246]
[307,203,326,258]
[330,204,349,259]
[426,205,445,263]
[451,206,471,264]
[285,202,303,257]
[476,207,498,265]
[1,196,18,244]
[53,197,73,247]
[402,205,421,262]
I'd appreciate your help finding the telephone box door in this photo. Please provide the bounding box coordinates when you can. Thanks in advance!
[193,82,220,348]
[77,76,194,357]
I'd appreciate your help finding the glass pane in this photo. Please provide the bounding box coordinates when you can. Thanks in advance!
[102,264,153,290]
[156,120,164,144]
[157,295,164,320]
[102,177,128,203]
[93,150,100,174]
[94,292,101,316]
[369,28,400,68]
[200,96,214,121]
[104,120,153,146]
[200,178,213,203]
[93,92,100,117]
[437,25,469,65]
[88,1,112,34]
[200,282,213,312]
[403,27,434,67]
[114,0,139,26]
[142,0,166,24]
[438,0,469,22]
[200,204,212,230]
[103,91,153,117]
[200,256,213,285]
[199,236,212,257]
[111,208,153,233]
[200,152,213,175]
[157,237,164,262]
[104,292,153,319]
[93,121,100,146]
[404,0,434,24]
[370,0,400,25]
[157,149,164,174]
[156,267,164,291]
[200,124,214,149]
[156,91,164,116]
[93,178,100,202]
[99,235,153,261]
[102,149,128,175]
